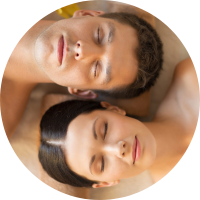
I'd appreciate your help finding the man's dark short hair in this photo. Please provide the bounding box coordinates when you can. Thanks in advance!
[95,12,163,98]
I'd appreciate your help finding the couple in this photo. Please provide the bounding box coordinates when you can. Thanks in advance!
[2,9,198,189]
[37,11,198,188]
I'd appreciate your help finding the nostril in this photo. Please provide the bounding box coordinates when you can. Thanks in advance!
[77,42,80,47]
[123,144,125,148]
[76,53,79,57]
[122,152,125,156]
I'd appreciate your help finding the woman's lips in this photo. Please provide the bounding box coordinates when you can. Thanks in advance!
[135,137,141,162]
[132,137,136,163]
[57,36,64,65]
[132,136,141,164]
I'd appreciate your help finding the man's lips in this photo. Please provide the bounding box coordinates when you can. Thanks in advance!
[57,36,64,65]
[132,136,141,164]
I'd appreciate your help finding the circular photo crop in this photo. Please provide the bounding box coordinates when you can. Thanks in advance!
[1,1,199,200]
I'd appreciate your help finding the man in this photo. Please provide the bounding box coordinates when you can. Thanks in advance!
[1,10,163,139]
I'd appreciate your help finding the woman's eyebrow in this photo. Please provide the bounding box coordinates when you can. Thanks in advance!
[93,117,99,140]
[89,155,95,175]
[89,118,99,174]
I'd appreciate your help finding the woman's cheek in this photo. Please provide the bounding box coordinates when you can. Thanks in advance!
[114,160,128,176]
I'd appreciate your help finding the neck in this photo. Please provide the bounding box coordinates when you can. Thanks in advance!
[145,122,168,161]
[143,121,188,182]
[6,20,56,83]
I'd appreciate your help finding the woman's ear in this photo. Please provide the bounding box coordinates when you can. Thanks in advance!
[100,102,126,116]
[73,10,105,18]
[92,180,120,188]
[68,87,97,99]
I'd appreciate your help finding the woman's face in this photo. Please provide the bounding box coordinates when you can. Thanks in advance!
[64,103,156,187]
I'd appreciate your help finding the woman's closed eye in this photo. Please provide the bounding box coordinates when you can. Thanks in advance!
[104,123,108,139]
[100,123,107,173]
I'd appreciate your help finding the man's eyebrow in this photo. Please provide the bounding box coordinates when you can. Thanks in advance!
[101,61,112,85]
[100,22,115,85]
[108,22,115,44]
[89,155,95,175]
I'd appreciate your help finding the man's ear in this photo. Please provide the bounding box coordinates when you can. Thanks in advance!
[92,180,120,188]
[68,87,97,99]
[73,10,105,18]
[100,102,126,116]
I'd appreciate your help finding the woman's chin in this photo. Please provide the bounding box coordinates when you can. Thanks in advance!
[136,141,157,173]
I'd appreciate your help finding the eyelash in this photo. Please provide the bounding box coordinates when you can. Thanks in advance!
[104,123,108,139]
[101,156,104,172]
[94,61,99,77]
[101,123,108,172]
[97,27,100,44]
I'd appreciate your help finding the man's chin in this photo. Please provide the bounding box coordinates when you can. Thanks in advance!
[34,35,54,66]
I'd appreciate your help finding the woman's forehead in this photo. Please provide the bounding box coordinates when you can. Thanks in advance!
[64,114,96,179]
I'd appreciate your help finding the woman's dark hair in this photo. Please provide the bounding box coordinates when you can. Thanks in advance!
[39,100,105,187]
[96,12,163,98]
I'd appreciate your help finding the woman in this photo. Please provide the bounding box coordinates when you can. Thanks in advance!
[39,58,199,188]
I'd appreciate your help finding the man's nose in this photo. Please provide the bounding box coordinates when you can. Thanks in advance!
[74,40,101,60]
[103,141,128,158]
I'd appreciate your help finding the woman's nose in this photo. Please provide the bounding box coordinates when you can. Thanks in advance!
[74,40,100,60]
[104,141,128,158]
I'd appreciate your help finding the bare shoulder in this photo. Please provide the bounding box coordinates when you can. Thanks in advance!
[1,77,36,140]
[154,58,199,130]
[173,58,198,90]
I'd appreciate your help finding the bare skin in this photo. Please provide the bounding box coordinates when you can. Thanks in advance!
[1,10,154,140]
[147,58,199,182]
[1,20,54,140]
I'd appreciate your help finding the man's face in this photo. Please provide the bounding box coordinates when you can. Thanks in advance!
[34,10,138,91]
